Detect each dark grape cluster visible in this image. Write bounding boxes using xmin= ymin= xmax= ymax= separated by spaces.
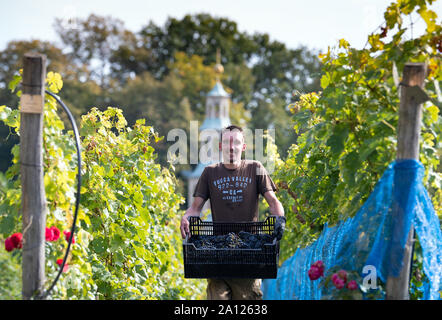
xmin=189 ymin=231 xmax=274 ymax=250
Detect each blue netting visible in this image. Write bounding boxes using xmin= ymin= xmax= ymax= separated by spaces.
xmin=262 ymin=160 xmax=442 ymax=300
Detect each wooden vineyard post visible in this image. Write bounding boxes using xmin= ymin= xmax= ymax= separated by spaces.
xmin=20 ymin=53 xmax=47 ymax=299
xmin=386 ymin=63 xmax=428 ymax=300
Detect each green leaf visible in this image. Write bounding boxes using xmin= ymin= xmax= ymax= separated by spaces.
xmin=326 ymin=125 xmax=349 ymax=156
xmin=341 ymin=151 xmax=360 ymax=187
xmin=8 ymin=75 xmax=21 ymax=93
xmin=321 ymin=72 xmax=331 ymax=89
xmin=426 ymin=104 xmax=439 ymax=124
xmin=418 ymin=6 xmax=437 ymax=32
xmin=90 ymin=237 xmax=107 ymax=254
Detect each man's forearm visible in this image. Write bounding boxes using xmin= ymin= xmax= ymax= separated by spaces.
xmin=269 ymin=200 xmax=284 ymax=216
xmin=184 ymin=206 xmax=201 ymax=218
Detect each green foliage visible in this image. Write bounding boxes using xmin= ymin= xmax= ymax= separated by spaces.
xmin=54 ymin=14 xmax=127 ymax=87
xmin=0 ymin=72 xmax=205 ymax=299
xmin=168 ymin=52 xmax=219 ymax=114
xmin=409 ymin=238 xmax=428 ymax=300
xmin=0 ymin=248 xmax=21 ymax=299
xmin=272 ymin=0 xmax=441 ymax=264
xmin=65 ymin=12 xmax=321 ymax=157
xmin=111 ymin=13 xmax=256 ymax=81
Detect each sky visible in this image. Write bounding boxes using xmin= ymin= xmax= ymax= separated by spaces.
xmin=0 ymin=0 xmax=441 ymax=53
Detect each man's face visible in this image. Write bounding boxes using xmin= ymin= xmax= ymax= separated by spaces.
xmin=219 ymin=129 xmax=246 ymax=163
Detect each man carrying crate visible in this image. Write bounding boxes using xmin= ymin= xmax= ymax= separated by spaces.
xmin=180 ymin=125 xmax=285 ymax=300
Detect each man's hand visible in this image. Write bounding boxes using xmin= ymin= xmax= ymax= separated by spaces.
xmin=180 ymin=196 xmax=206 ymax=239
xmin=273 ymin=216 xmax=286 ymax=241
xmin=180 ymin=214 xmax=191 ymax=239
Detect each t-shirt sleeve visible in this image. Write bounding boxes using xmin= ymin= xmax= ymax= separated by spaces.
xmin=192 ymin=167 xmax=210 ymax=200
xmin=256 ymin=161 xmax=278 ymax=196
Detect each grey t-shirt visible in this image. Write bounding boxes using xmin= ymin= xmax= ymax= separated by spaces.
xmin=193 ymin=160 xmax=277 ymax=222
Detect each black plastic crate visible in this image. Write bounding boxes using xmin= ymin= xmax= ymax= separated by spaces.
xmin=183 ymin=216 xmax=280 ymax=279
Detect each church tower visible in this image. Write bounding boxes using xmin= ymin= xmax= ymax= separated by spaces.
xmin=184 ymin=50 xmax=231 ymax=215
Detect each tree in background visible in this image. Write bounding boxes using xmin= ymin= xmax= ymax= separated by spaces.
xmin=53 ymin=14 xmax=128 ymax=89
xmin=108 ymin=13 xmax=322 ymax=156
xmin=0 ymin=13 xmax=322 ymax=174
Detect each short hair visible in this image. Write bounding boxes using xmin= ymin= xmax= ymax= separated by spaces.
xmin=220 ymin=125 xmax=244 ymax=141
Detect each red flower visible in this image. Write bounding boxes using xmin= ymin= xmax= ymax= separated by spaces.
xmin=46 ymin=226 xmax=61 ymax=242
xmin=56 ymin=259 xmax=69 ymax=272
xmin=4 ymin=232 xmax=23 ymax=252
xmin=312 ymin=260 xmax=325 ymax=274
xmin=308 ymin=260 xmax=325 ymax=281
xmin=50 ymin=226 xmax=61 ymax=241
xmin=308 ymin=267 xmax=322 ymax=280
xmin=331 ymin=270 xmax=349 ymax=289
xmin=63 ymin=230 xmax=75 ymax=244
xmin=333 ymin=278 xmax=345 ymax=289
xmin=337 ymin=269 xmax=347 ymax=283
xmin=4 ymin=237 xmax=14 ymax=252
xmin=45 ymin=227 xmax=55 ymax=241
xmin=331 ymin=273 xmax=345 ymax=289
xmin=347 ymin=280 xmax=358 ymax=290
xmin=10 ymin=233 xmax=23 ymax=249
